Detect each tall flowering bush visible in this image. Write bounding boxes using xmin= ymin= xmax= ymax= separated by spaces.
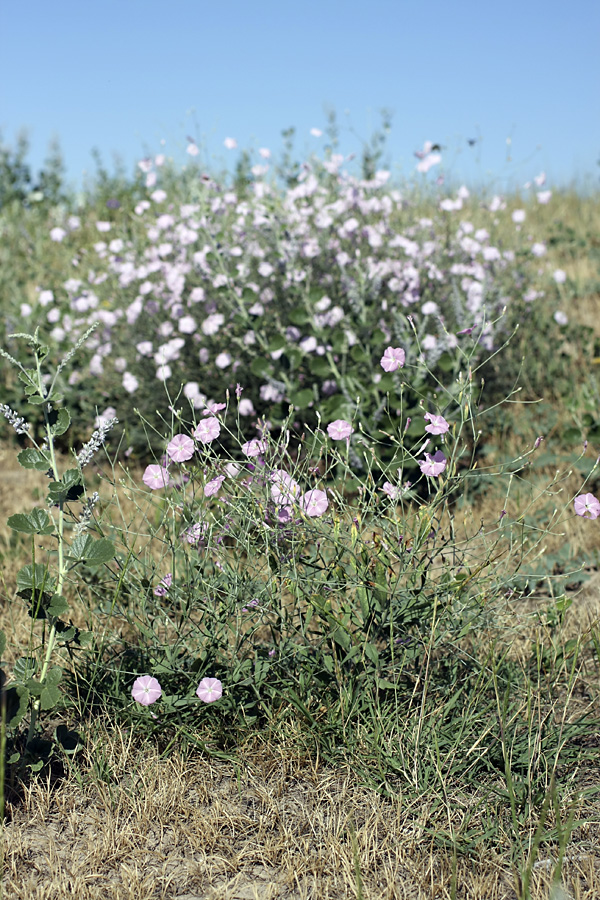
xmin=6 ymin=145 xmax=568 ymax=474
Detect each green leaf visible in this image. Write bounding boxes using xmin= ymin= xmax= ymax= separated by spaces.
xmin=250 ymin=356 xmax=273 ymax=377
xmin=46 ymin=594 xmax=69 ymax=617
xmin=267 ymin=335 xmax=286 ymax=353
xmin=7 ymin=508 xmax=54 ymax=536
xmin=69 ymin=535 xmax=115 ymax=565
xmin=18 ymin=369 xmax=40 ymax=394
xmin=17 ymin=448 xmax=51 ymax=471
xmin=289 ymin=388 xmax=314 ymax=409
xmin=47 ymin=469 xmax=83 ymax=503
xmin=288 ymin=308 xmax=309 ymax=326
xmin=17 ymin=564 xmax=53 ymax=597
xmin=27 ymin=394 xmax=49 ymax=406
xmin=13 ymin=656 xmax=37 ymax=682
xmin=308 ymin=356 xmax=331 ymax=378
xmin=40 ymin=682 xmax=62 ymax=711
xmin=50 ymin=408 xmax=71 ymax=437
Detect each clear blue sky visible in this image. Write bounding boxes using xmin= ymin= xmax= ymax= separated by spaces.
xmin=1 ymin=0 xmax=599 ymax=192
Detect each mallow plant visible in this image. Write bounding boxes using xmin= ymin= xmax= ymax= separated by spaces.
xmin=0 ymin=326 xmax=118 ymax=769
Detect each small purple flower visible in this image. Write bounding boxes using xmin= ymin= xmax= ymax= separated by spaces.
xmin=419 ymin=451 xmax=447 ymax=478
xmin=196 ymin=677 xmax=223 ymax=703
xmin=167 ymin=433 xmax=195 ymax=462
xmin=573 ymin=493 xmax=600 ymax=520
xmin=143 ymin=464 xmax=171 ymax=490
xmin=182 ymin=522 xmax=207 ymax=545
xmin=153 ymin=573 xmax=173 ymax=596
xmin=300 ymin=489 xmax=329 ymax=517
xmin=194 ymin=417 xmax=221 ymax=443
xmin=380 ymin=346 xmax=406 ymax=372
xmin=204 ymin=474 xmax=225 ymax=497
xmin=424 ymin=413 xmax=449 ymax=435
xmin=327 ymin=419 xmax=354 ymax=440
xmin=132 ymin=675 xmax=162 ymax=706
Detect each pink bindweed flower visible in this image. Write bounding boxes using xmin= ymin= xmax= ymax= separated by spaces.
xmin=167 ymin=434 xmax=195 ymax=462
xmin=196 ymin=677 xmax=223 ymax=703
xmin=153 ymin=573 xmax=173 ymax=596
xmin=194 ymin=417 xmax=221 ymax=443
xmin=573 ymin=493 xmax=600 ymax=520
xmin=270 ymin=470 xmax=301 ymax=504
xmin=242 ymin=439 xmax=267 ymax=457
xmin=223 ymin=137 xmax=238 ymax=150
xmin=143 ymin=464 xmax=171 ymax=490
xmin=327 ymin=419 xmax=354 ymax=440
xmin=382 ymin=482 xmax=400 ymax=499
xmin=424 ymin=413 xmax=450 ymax=435
xmin=419 ymin=451 xmax=447 ymax=478
xmin=204 ymin=475 xmax=225 ymax=497
xmin=300 ymin=489 xmax=329 ymax=517
xmin=380 ymin=347 xmax=406 ymax=372
xmin=203 ymin=402 xmax=227 ymax=415
xmin=132 ymin=675 xmax=162 ymax=706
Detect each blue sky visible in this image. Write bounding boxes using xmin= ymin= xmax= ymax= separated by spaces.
xmin=2 ymin=0 xmax=599 ymax=192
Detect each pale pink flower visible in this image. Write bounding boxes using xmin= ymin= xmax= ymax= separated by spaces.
xmin=300 ymin=489 xmax=329 ymax=517
xmin=143 ymin=464 xmax=171 ymax=490
xmin=511 ymin=209 xmax=526 ymax=224
xmin=419 ymin=451 xmax=447 ymax=478
xmin=50 ymin=227 xmax=66 ymax=242
xmin=380 ymin=347 xmax=406 ymax=372
xmin=186 ymin=143 xmax=199 ymax=156
xmin=259 ymin=147 xmax=271 ymax=159
xmin=203 ymin=402 xmax=226 ymax=415
xmin=196 ymin=677 xmax=223 ymax=702
xmin=167 ymin=433 xmax=195 ymax=462
xmin=573 ymin=493 xmax=600 ymax=520
xmin=553 ymin=269 xmax=567 ymax=284
xmin=310 ymin=128 xmax=323 ymax=137
xmin=242 ymin=439 xmax=267 ymax=457
xmin=132 ymin=675 xmax=162 ymax=706
xmin=270 ymin=470 xmax=301 ymax=503
xmin=204 ymin=475 xmax=225 ymax=497
xmin=327 ymin=419 xmax=353 ymax=440
xmin=537 ymin=190 xmax=552 ymax=204
xmin=424 ymin=413 xmax=449 ymax=435
xmin=96 ymin=221 xmax=111 ymax=232
xmin=194 ymin=417 xmax=221 ymax=443
xmin=381 ymin=482 xmax=399 ymax=499
xmin=223 ymin=137 xmax=238 ymax=150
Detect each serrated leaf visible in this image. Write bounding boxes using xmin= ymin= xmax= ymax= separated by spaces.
xmin=69 ymin=535 xmax=114 ymax=565
xmin=7 ymin=508 xmax=55 ymax=535
xmin=40 ymin=682 xmax=62 ymax=711
xmin=17 ymin=448 xmax=51 ymax=471
xmin=27 ymin=394 xmax=49 ymax=406
xmin=50 ymin=408 xmax=71 ymax=437
xmin=46 ymin=594 xmax=69 ymax=617
xmin=17 ymin=563 xmax=53 ymax=595
xmin=45 ymin=666 xmax=63 ymax=687
xmin=85 ymin=538 xmax=115 ymax=565
xmin=13 ymin=656 xmax=37 ymax=682
xmin=18 ymin=369 xmax=39 ymax=393
xmin=6 ymin=513 xmax=36 ymax=534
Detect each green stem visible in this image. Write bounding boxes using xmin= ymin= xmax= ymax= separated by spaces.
xmin=27 ymin=355 xmax=67 ymax=747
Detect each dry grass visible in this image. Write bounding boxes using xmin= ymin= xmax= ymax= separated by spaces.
xmin=2 ymin=726 xmax=600 ymax=900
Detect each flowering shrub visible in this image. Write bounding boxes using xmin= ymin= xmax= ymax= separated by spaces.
xmin=2 ymin=140 xmax=574 ymax=478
